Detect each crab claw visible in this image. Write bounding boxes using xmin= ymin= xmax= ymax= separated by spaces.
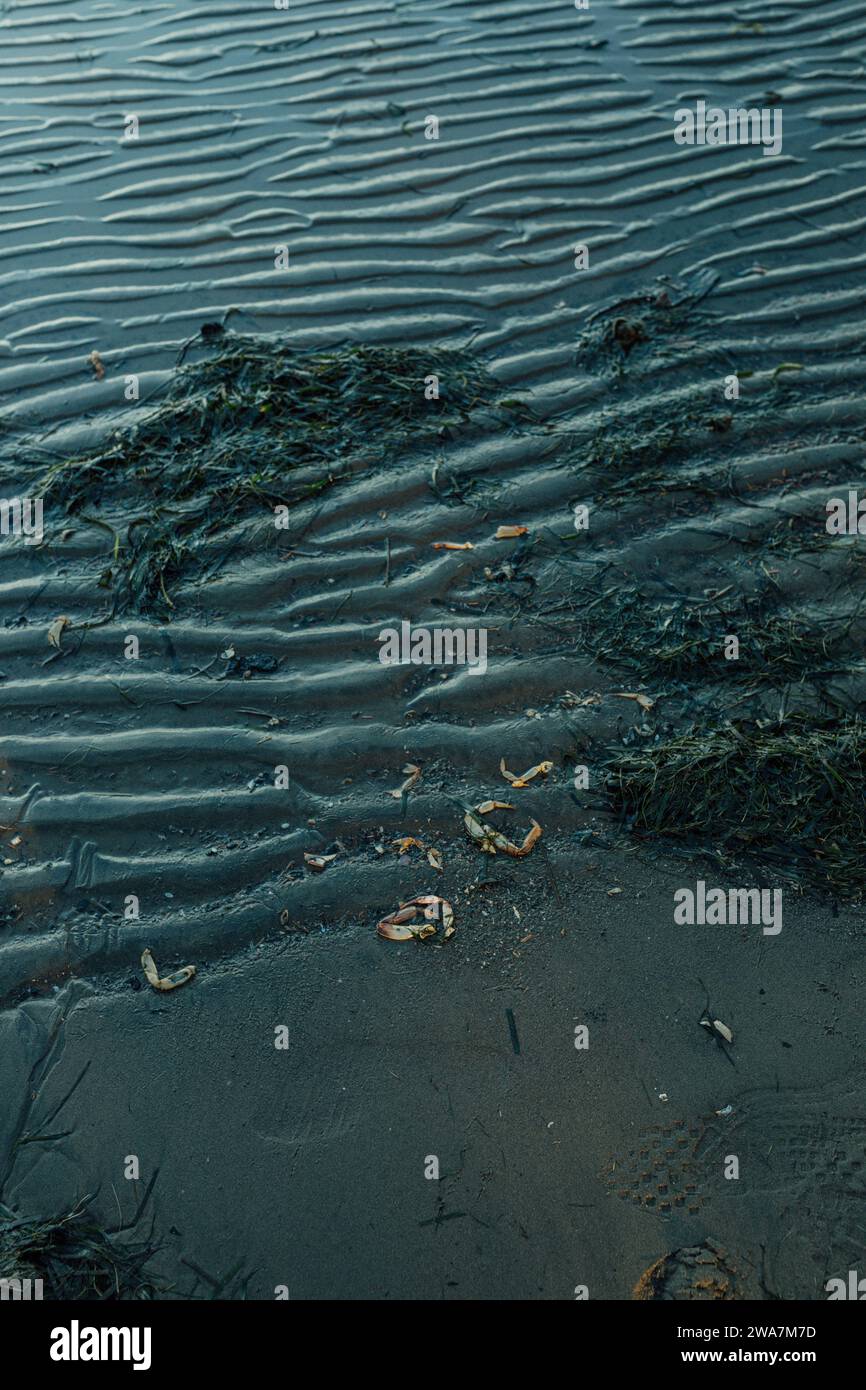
xmin=377 ymin=895 xmax=455 ymax=942
xmin=464 ymin=802 xmax=542 ymax=859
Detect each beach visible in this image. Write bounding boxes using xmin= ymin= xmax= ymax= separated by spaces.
xmin=1 ymin=0 xmax=865 ymax=1301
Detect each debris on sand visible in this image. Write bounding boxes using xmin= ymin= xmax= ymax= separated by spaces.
xmin=494 ymin=525 xmax=528 ymax=540
xmin=88 ymin=350 xmax=105 ymax=381
xmin=388 ymin=763 xmax=421 ymax=800
xmin=377 ymin=894 xmax=454 ymax=942
xmin=499 ymin=758 xmax=553 ymax=788
xmin=614 ymin=691 xmax=654 ymax=712
xmin=696 ymin=979 xmax=735 ymax=1060
xmin=609 ymin=318 xmax=646 ymax=354
xmin=432 ymin=541 xmax=474 ymax=551
xmin=304 ymin=852 xmax=337 ymax=872
xmin=391 ymin=836 xmax=425 ymax=855
xmin=701 ymin=1017 xmax=733 ymax=1045
xmin=47 ymin=616 xmax=70 ymax=650
xmin=141 ymin=948 xmax=195 ymax=992
xmin=560 ymin=690 xmax=601 ymax=708
xmin=389 ymin=838 xmax=444 ymax=870
xmin=464 ymin=801 xmax=542 ymax=858
xmin=224 ymin=651 xmax=279 ymax=679
xmin=0 ymin=1198 xmax=160 ymax=1301
xmin=577 ymin=270 xmax=720 ymax=375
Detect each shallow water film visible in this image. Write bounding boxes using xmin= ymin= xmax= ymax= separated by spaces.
xmin=1 ymin=0 xmax=865 ymax=1333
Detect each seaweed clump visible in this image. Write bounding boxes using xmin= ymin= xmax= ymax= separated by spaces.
xmin=37 ymin=336 xmax=507 ymax=615
xmin=0 ymin=1199 xmax=159 ymax=1300
xmin=581 ymin=581 xmax=859 ymax=688
xmin=603 ymin=715 xmax=866 ymax=899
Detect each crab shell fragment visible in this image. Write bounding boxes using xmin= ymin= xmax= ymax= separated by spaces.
xmin=500 ymin=758 xmax=553 ymax=788
xmin=304 ymin=851 xmax=337 ymax=872
xmin=464 ymin=801 xmax=542 ymax=857
xmin=141 ymin=948 xmax=196 ymax=992
xmin=377 ymin=895 xmax=455 ymax=942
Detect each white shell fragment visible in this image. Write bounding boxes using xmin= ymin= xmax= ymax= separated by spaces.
xmin=141 ymin=948 xmax=196 ymax=992
xmin=700 ymin=1015 xmax=733 ymax=1045
xmin=47 ymin=616 xmax=70 ymax=649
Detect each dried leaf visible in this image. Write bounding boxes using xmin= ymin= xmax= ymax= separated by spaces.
xmin=141 ymin=948 xmax=195 ymax=992
xmin=47 ymin=616 xmax=70 ymax=650
xmin=89 ymin=350 xmax=105 ymax=380
xmin=494 ymin=525 xmax=528 ymax=539
xmin=427 ymin=847 xmax=443 ymax=871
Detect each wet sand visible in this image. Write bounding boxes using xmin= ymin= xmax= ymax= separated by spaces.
xmin=1 ymin=0 xmax=865 ymax=1299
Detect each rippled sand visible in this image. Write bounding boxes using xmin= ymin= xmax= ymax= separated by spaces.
xmin=1 ymin=0 xmax=865 ymax=1300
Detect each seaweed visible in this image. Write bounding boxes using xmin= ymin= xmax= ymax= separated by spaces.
xmin=0 ymin=1198 xmax=160 ymax=1300
xmin=603 ymin=714 xmax=866 ymax=898
xmin=34 ymin=335 xmax=508 ymax=616
xmin=578 ymin=579 xmax=861 ymax=688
